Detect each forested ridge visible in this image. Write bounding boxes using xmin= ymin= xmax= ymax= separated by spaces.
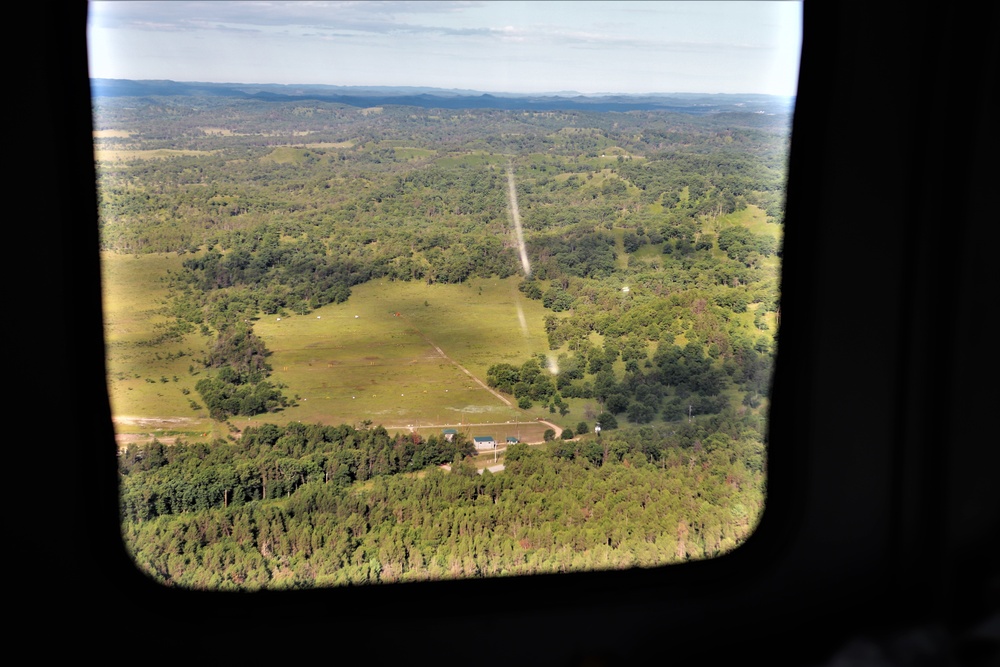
xmin=97 ymin=94 xmax=784 ymax=587
xmin=120 ymin=418 xmax=764 ymax=588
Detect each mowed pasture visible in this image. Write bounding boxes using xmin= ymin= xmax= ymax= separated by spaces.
xmin=94 ymin=148 xmax=215 ymax=162
xmin=102 ymin=253 xmax=563 ymax=441
xmin=257 ymin=276 xmax=554 ymax=430
xmin=101 ymin=252 xmax=220 ymax=440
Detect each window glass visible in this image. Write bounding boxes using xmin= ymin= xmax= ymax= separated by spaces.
xmin=90 ymin=1 xmax=800 ymax=589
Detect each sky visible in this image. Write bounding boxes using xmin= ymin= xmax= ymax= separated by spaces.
xmin=87 ymin=1 xmax=802 ymax=97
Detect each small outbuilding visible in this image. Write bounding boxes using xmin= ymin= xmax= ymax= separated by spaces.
xmin=473 ymin=436 xmax=497 ymax=451
xmin=442 ymin=428 xmax=458 ymax=442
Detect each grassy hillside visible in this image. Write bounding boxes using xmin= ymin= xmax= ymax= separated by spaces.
xmin=103 ymin=258 xmax=562 ymax=442
xmin=256 ymin=276 xmax=548 ymax=429
xmin=102 ymin=252 xmax=220 ymax=440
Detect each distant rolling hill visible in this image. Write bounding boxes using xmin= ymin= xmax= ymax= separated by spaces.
xmin=90 ymin=78 xmax=794 ymax=115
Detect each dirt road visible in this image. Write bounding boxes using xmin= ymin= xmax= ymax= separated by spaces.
xmin=396 ymin=312 xmax=514 ymax=408
xmin=506 ymin=164 xmax=531 ymax=276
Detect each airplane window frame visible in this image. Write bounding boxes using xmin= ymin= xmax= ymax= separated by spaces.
xmin=60 ymin=3 xmax=995 ymax=663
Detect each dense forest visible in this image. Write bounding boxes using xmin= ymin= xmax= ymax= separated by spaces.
xmin=96 ymin=92 xmax=786 ymax=587
xmin=119 ymin=418 xmax=764 ymax=588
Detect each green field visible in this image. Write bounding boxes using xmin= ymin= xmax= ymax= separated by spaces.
xmin=256 ymin=276 xmax=552 ymax=429
xmin=94 ymin=148 xmax=215 ymax=162
xmin=101 ymin=252 xmax=222 ymax=440
xmin=102 ymin=255 xmax=569 ymax=442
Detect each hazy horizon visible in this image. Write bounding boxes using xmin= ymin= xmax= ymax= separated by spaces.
xmin=89 ymin=77 xmax=797 ymax=100
xmin=87 ymin=1 xmax=802 ymax=97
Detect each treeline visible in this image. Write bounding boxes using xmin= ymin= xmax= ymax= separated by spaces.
xmin=180 ymin=230 xmax=360 ymax=321
xmin=120 ymin=417 xmax=766 ymax=589
xmin=119 ymin=421 xmax=476 ymax=521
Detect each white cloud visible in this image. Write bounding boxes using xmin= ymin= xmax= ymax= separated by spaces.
xmin=88 ymin=1 xmax=801 ymax=95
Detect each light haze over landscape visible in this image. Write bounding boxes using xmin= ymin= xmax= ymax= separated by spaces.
xmin=87 ymin=1 xmax=802 ymax=96
xmin=92 ymin=0 xmax=799 ymax=589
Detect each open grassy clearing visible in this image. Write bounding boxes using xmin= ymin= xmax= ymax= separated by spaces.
xmin=102 ymin=254 xmax=562 ymax=441
xmin=720 ymin=204 xmax=782 ymax=238
xmin=95 ymin=148 xmax=215 ymax=162
xmin=301 ymin=141 xmax=355 ymax=149
xmin=434 ymin=152 xmax=507 ymax=168
xmin=598 ymin=146 xmax=634 ymax=157
xmin=101 ymin=252 xmax=218 ymax=439
xmin=255 ymin=276 xmax=552 ymax=430
xmin=626 ymin=242 xmax=668 ymax=269
xmin=93 ymin=129 xmax=132 ymax=138
xmin=613 ymin=233 xmax=630 ymax=269
xmin=99 ymin=252 xmax=536 ymax=444
xmin=101 ymin=252 xmax=180 ymax=344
